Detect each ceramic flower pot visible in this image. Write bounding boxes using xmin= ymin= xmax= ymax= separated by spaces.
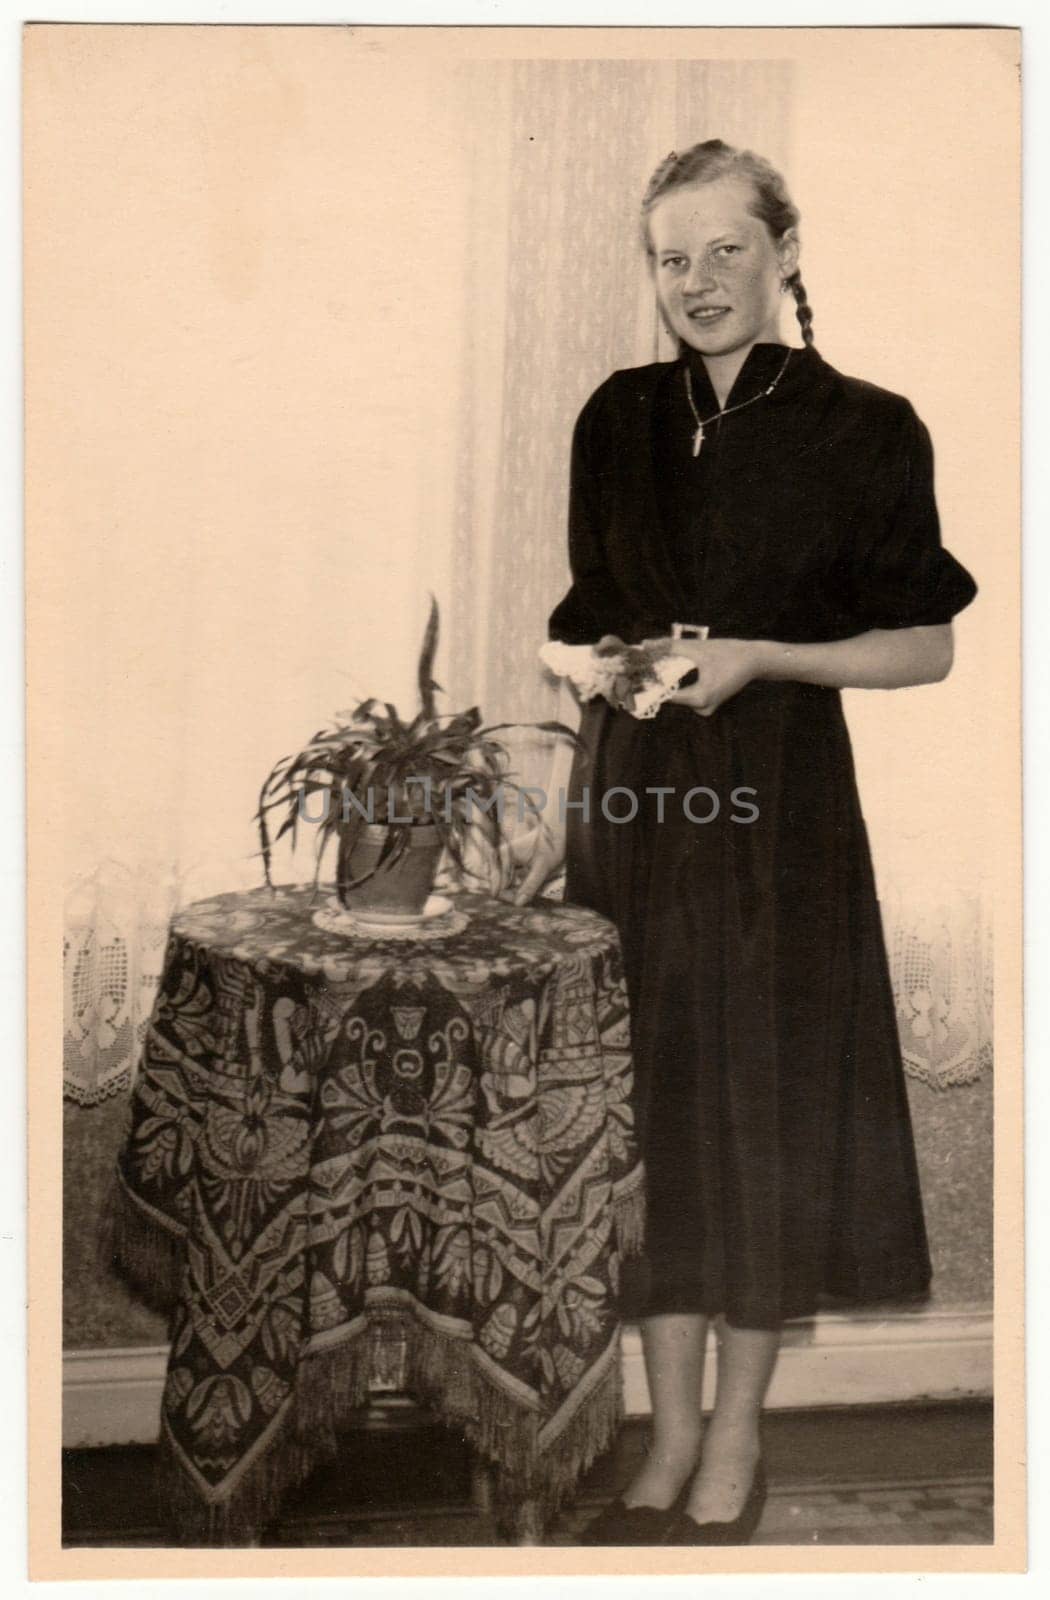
xmin=336 ymin=822 xmax=444 ymax=917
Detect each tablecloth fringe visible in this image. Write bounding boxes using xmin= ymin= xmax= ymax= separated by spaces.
xmin=100 ymin=1177 xmax=184 ymax=1313
xmin=153 ymin=1310 xmax=625 ymax=1545
xmin=297 ymin=1313 xmax=627 ymax=1514
xmin=156 ymin=1418 xmax=318 ymax=1548
xmin=613 ymin=1167 xmax=647 ymax=1260
xmin=473 ymin=1359 xmax=626 ymax=1536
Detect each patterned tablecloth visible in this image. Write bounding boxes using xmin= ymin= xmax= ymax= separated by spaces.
xmin=106 ymin=886 xmax=644 ymax=1543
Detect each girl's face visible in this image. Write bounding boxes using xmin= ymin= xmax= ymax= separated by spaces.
xmin=647 ymin=175 xmax=798 ymax=361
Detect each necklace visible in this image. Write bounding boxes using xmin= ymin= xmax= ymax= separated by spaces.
xmin=683 ymin=348 xmax=793 ymax=457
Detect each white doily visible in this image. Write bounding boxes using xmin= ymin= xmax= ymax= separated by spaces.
xmin=311 ymin=899 xmax=470 ymax=943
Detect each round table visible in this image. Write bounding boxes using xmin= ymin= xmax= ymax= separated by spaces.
xmin=107 ymin=885 xmax=644 ymax=1545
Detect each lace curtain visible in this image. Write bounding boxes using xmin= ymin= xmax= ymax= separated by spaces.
xmin=63 ymin=857 xmax=260 ymax=1106
xmin=62 ymin=856 xmax=994 ymax=1107
xmin=882 ymin=883 xmax=994 ymax=1091
xmin=58 ymin=49 xmax=992 ymax=1105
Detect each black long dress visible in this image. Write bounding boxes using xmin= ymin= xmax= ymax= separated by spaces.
xmin=548 ymin=341 xmax=977 ymax=1330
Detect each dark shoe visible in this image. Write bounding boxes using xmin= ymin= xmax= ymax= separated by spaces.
xmin=662 ymin=1459 xmax=768 ymax=1546
xmin=578 ymin=1473 xmax=695 ymax=1546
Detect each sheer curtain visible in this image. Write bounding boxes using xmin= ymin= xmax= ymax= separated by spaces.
xmin=445 ymin=58 xmax=794 ymax=729
xmin=51 ymin=40 xmax=990 ymax=1103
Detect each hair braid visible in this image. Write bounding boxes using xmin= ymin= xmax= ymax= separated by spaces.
xmin=784 ymin=268 xmax=815 ymax=347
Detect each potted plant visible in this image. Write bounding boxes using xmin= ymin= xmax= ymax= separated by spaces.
xmin=256 ymin=598 xmax=576 ymax=918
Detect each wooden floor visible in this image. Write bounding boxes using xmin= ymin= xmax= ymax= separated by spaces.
xmin=62 ymin=1399 xmax=993 ymax=1548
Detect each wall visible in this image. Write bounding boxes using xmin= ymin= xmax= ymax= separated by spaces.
xmin=30 ymin=29 xmax=470 ymax=906
xmin=789 ymin=38 xmax=1015 ymax=914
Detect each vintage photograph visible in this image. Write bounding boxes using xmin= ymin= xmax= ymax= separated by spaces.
xmin=27 ymin=21 xmax=1021 ymax=1574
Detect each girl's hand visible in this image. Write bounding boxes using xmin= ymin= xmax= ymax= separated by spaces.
xmin=497 ymin=824 xmax=566 ymax=905
xmin=642 ymin=636 xmax=761 ymax=717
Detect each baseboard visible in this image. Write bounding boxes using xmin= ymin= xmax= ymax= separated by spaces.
xmin=624 ymin=1306 xmax=993 ymax=1415
xmin=63 ymin=1307 xmax=992 ymax=1449
xmin=64 ymin=1345 xmax=172 ymax=1448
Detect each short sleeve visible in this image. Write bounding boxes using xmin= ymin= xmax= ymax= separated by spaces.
xmin=547 ymin=382 xmax=627 ymax=644
xmin=845 ymin=402 xmax=977 ymax=631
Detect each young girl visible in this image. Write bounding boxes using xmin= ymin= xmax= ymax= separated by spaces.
xmin=510 ymin=140 xmax=977 ymax=1545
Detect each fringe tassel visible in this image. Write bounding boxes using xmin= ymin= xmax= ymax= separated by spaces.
xmin=293 ymin=1331 xmax=377 ymax=1454
xmin=154 ymin=1309 xmax=626 ymax=1544
xmin=155 ymin=1417 xmax=318 ymax=1548
xmin=489 ymin=1354 xmax=625 ymax=1537
xmin=533 ymin=1353 xmax=623 ymax=1515
xmin=404 ymin=1315 xmax=479 ymax=1417
xmin=100 ymin=1179 xmax=184 ymax=1313
xmin=613 ymin=1170 xmax=647 ymax=1261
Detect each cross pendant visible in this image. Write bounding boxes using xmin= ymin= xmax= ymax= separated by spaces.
xmin=692 ymin=424 xmax=705 ymax=458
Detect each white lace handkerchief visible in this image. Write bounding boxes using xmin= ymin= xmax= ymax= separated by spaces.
xmin=539 ymin=640 xmax=696 ymax=720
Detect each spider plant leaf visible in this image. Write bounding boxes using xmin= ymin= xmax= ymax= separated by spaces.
xmin=337 ymin=810 xmax=366 ymax=862
xmin=441 ymin=825 xmax=467 ymax=875
xmin=375 ymin=825 xmax=409 ymax=871
xmin=342 ymin=779 xmax=377 ymax=824
xmin=258 ymin=815 xmax=274 ymax=887
xmin=443 ymin=707 xmax=482 ymax=737
xmin=382 ymin=702 xmax=407 ymax=735
xmin=417 ymin=594 xmax=440 ymax=721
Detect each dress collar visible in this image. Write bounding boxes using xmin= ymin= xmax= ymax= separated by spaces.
xmin=678 ymin=339 xmax=815 ymax=413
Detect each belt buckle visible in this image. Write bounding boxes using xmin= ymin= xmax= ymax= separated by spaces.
xmin=671 ymin=622 xmax=710 ymax=641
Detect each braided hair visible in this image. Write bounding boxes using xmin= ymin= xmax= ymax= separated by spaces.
xmin=640 ymin=139 xmax=816 ymax=348
xmin=782 ymin=268 xmax=815 ymax=348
